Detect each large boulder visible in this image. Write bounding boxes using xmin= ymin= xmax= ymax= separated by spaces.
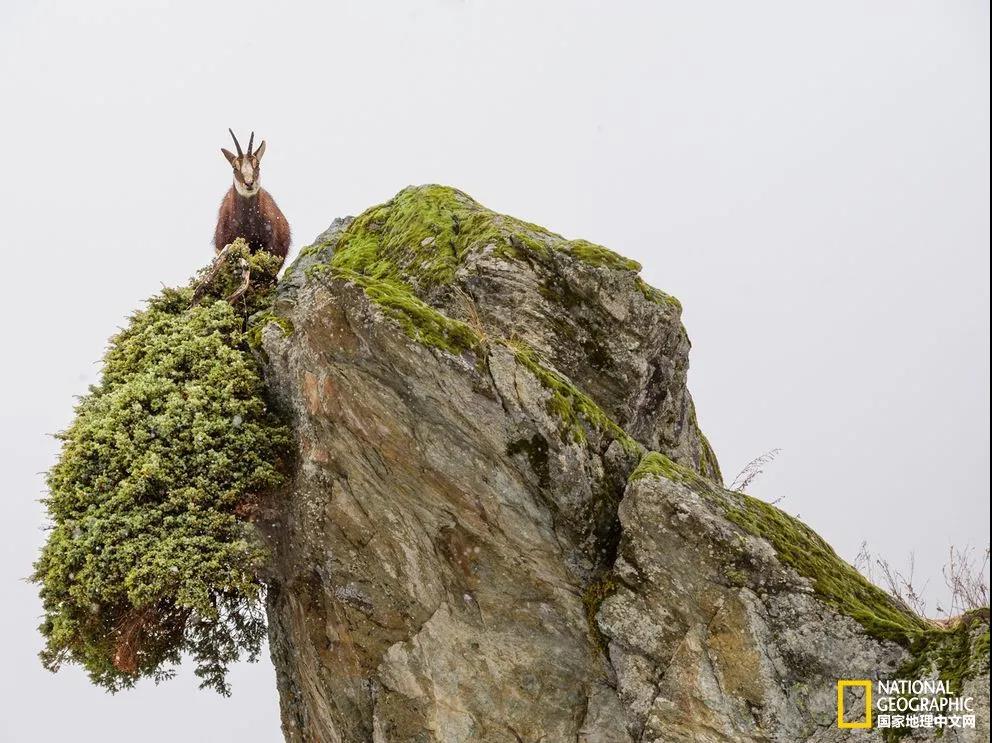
xmin=256 ymin=186 xmax=988 ymax=742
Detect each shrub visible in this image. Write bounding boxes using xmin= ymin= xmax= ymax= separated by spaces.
xmin=33 ymin=241 xmax=291 ymax=695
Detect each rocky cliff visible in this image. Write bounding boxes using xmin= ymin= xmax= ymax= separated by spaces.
xmin=255 ymin=186 xmax=989 ymax=742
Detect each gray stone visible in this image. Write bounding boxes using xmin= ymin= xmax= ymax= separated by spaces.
xmin=258 ymin=188 xmax=988 ymax=742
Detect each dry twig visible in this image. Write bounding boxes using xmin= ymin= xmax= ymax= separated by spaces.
xmin=730 ymin=448 xmax=782 ymax=493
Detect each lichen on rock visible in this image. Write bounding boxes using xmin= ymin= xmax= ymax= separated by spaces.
xmin=34 ymin=239 xmax=291 ymax=695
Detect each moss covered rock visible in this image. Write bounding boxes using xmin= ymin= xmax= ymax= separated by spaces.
xmin=289 ymin=184 xmax=720 ymax=482
xmin=258 ymin=184 xmax=987 ymax=739
xmin=597 ymin=452 xmax=989 ymax=742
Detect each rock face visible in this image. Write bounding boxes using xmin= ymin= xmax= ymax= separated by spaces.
xmin=258 ymin=186 xmax=988 ymax=742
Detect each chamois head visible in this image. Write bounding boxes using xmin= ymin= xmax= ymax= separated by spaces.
xmin=221 ymin=129 xmax=267 ymax=197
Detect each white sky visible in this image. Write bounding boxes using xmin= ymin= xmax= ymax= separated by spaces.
xmin=0 ymin=2 xmax=988 ymax=741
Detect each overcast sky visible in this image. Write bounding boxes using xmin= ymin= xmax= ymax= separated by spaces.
xmin=0 ymin=2 xmax=988 ymax=741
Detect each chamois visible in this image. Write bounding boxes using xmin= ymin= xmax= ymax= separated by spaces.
xmin=214 ymin=129 xmax=291 ymax=260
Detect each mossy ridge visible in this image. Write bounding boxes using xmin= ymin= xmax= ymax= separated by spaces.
xmin=723 ymin=490 xmax=933 ymax=645
xmin=629 ymin=452 xmax=932 ymax=647
xmin=308 ymin=184 xmax=680 ymax=320
xmin=34 ymin=243 xmax=291 ymax=695
xmin=882 ymin=611 xmax=990 ymax=742
xmin=629 ymin=451 xmax=705 ymax=486
xmin=565 ymin=239 xmax=641 ymax=272
xmin=635 ymin=277 xmax=682 ymax=313
xmin=507 ymin=340 xmax=641 ymax=456
xmin=327 ymin=185 xmax=504 ymax=289
xmin=326 ymin=268 xmax=483 ymax=356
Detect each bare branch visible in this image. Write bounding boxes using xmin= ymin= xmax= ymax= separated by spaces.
xmin=854 ymin=542 xmax=989 ymax=621
xmin=730 ymin=448 xmax=782 ymax=493
xmin=941 ymin=545 xmax=990 ymax=618
xmin=226 ymin=263 xmax=252 ymax=303
xmin=191 ymin=243 xmax=235 ymax=307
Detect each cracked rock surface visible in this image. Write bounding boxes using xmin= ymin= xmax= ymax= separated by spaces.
xmin=258 ymin=188 xmax=988 ymax=742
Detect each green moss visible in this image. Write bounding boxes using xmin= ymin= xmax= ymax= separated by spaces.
xmin=498 ymin=232 xmax=554 ymax=262
xmin=722 ymin=490 xmax=932 ymax=645
xmin=299 ymin=241 xmax=329 ymax=260
xmin=583 ymin=573 xmax=618 ymax=652
xmin=635 ymin=277 xmax=682 ymax=312
xmin=328 ymin=185 xmax=504 ymax=290
xmin=303 ymin=186 xmax=680 ymax=360
xmin=33 ymin=244 xmax=291 ymax=695
xmin=724 ymin=568 xmax=749 ymax=588
xmin=334 ymin=269 xmax=483 ymax=356
xmin=883 ymin=611 xmax=990 ymax=741
xmin=898 ymin=610 xmax=989 ymax=689
xmin=507 ymin=340 xmax=641 ymax=455
xmin=630 ymin=452 xmax=938 ymax=648
xmin=629 ymin=451 xmax=704 ymax=487
xmin=565 ymin=239 xmax=641 ymax=272
xmin=247 ymin=312 xmax=294 ymax=350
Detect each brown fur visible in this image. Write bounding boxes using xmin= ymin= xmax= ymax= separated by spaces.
xmin=214 ymin=130 xmax=291 ymax=259
xmin=213 ymin=186 xmax=291 ymax=259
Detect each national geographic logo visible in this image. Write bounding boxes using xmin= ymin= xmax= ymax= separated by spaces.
xmin=837 ymin=679 xmax=979 ymax=732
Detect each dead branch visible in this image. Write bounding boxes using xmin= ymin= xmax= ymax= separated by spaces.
xmin=730 ymin=448 xmax=782 ymax=493
xmin=941 ymin=545 xmax=990 ymax=617
xmin=226 ymin=261 xmax=252 ymax=303
xmin=190 ymin=243 xmax=236 ymax=306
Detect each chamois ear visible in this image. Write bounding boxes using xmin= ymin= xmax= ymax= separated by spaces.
xmin=254 ymin=141 xmax=266 ymax=161
xmin=221 ymin=148 xmax=238 ymax=165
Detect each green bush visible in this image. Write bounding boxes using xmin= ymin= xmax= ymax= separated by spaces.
xmin=33 ymin=241 xmax=292 ymax=695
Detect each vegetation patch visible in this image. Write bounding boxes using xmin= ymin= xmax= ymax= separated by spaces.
xmin=246 ymin=311 xmax=294 ymax=350
xmin=630 ymin=452 xmax=934 ymax=647
xmin=303 ymin=186 xmax=681 ymax=359
xmin=323 ymin=268 xmax=483 ymax=356
xmin=326 ymin=185 xmax=504 ymax=290
xmin=721 ymin=489 xmax=932 ymax=645
xmin=883 ymin=610 xmax=990 ymax=741
xmin=901 ymin=609 xmax=989 ymax=689
xmin=629 ymin=451 xmax=704 ymax=487
xmin=564 ymin=239 xmax=641 ymax=272
xmin=583 ymin=572 xmax=619 ymax=652
xmin=33 ymin=240 xmax=291 ymax=695
xmin=507 ymin=340 xmax=641 ymax=455
xmin=635 ymin=277 xmax=682 ymax=312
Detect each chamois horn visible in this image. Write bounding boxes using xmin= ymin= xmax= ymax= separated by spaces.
xmin=228 ymin=128 xmax=243 ymax=157
xmin=247 ymin=131 xmax=255 ymax=157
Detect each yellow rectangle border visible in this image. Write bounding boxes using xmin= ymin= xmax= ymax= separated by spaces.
xmin=837 ymin=680 xmax=873 ymax=729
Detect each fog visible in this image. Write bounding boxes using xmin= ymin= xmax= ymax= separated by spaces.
xmin=1 ymin=2 xmax=987 ymax=740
